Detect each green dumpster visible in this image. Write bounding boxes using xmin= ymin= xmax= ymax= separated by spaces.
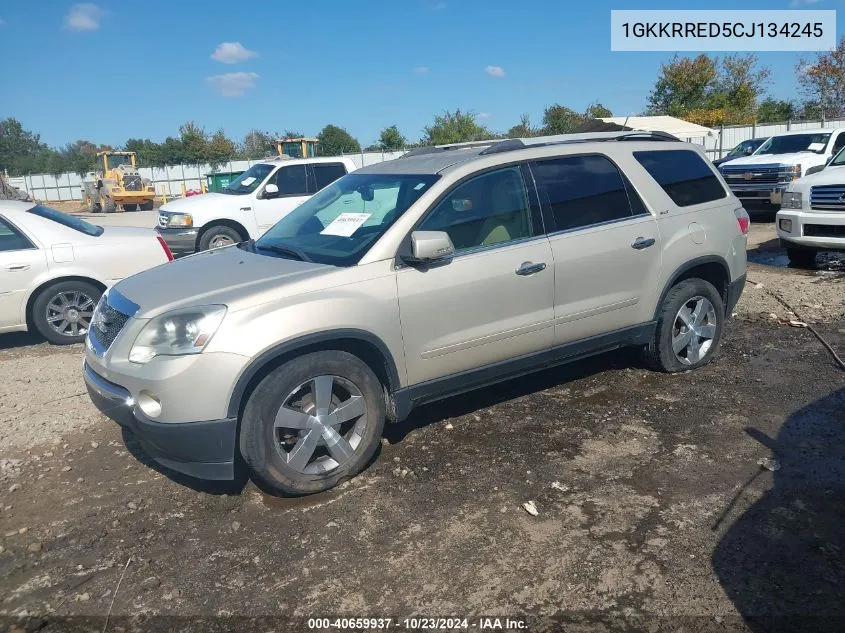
xmin=205 ymin=171 xmax=244 ymax=193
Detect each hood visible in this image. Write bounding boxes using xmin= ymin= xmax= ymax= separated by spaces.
xmin=159 ymin=192 xmax=243 ymax=215
xmin=721 ymin=152 xmax=824 ymax=168
xmin=789 ymin=163 xmax=845 ymax=191
xmin=111 ymin=245 xmax=333 ymax=318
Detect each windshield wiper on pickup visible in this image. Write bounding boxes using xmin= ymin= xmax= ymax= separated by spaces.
xmin=255 ymin=242 xmax=313 ymax=262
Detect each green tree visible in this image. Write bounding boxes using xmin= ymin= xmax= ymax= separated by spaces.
xmin=756 ymin=98 xmax=796 ymax=123
xmin=208 ymin=129 xmax=236 ymax=165
xmin=124 ymin=138 xmax=162 ymax=167
xmin=376 ymin=125 xmax=407 ymax=150
xmin=0 ymin=117 xmax=49 ymax=175
xmin=179 ymin=121 xmax=210 ymax=164
xmin=796 ymin=37 xmax=845 ymax=117
xmin=542 ymin=104 xmax=585 ymax=135
xmin=241 ymin=129 xmax=275 ymax=159
xmin=421 ymin=110 xmax=490 ymax=145
xmin=710 ymin=54 xmax=771 ymax=116
xmin=317 ymin=124 xmax=361 ymax=155
xmin=584 ymin=102 xmax=613 ymax=119
xmin=647 ymin=54 xmax=718 ymax=117
xmin=158 ymin=137 xmax=187 ymax=166
xmin=506 ymin=113 xmax=535 ymax=138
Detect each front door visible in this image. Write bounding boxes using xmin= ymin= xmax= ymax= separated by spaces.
xmin=253 ymin=163 xmax=311 ymax=235
xmin=0 ymin=216 xmax=46 ymax=329
xmin=529 ymin=154 xmax=662 ymax=344
xmin=397 ymin=165 xmax=555 ymax=386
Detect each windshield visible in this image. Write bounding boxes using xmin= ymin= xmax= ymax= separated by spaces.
xmin=756 ymin=133 xmax=831 ymax=155
xmin=252 ymin=173 xmax=440 ymax=266
xmin=222 ymin=163 xmax=274 ymax=195
xmin=727 ymin=139 xmax=765 ymax=158
xmin=27 ymin=204 xmax=103 ymax=236
xmin=107 ymin=155 xmax=133 ymax=170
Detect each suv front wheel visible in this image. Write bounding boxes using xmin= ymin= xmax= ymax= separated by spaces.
xmin=643 ymin=278 xmax=725 ymax=373
xmin=240 ymin=351 xmax=386 ymax=496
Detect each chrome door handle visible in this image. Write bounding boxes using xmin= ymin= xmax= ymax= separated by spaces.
xmin=631 ymin=237 xmax=656 ymax=250
xmin=515 ymin=261 xmax=546 ymax=276
xmin=5 ymin=264 xmax=30 ymax=272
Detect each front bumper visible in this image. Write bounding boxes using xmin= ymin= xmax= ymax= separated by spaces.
xmin=157 ymin=227 xmax=199 ymax=256
xmin=83 ymin=361 xmax=237 ymax=480
xmin=726 ymin=184 xmax=786 ymax=204
xmin=776 ymin=209 xmax=845 ymax=251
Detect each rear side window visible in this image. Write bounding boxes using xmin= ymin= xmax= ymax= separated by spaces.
xmin=310 ymin=163 xmax=348 ymax=192
xmin=634 ymin=150 xmax=726 ymax=207
xmin=530 ymin=155 xmax=645 ymax=232
xmin=28 ymin=204 xmax=103 ymax=236
xmin=0 ymin=216 xmax=35 ymax=252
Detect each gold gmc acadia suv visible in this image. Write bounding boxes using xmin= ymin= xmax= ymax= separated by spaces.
xmin=83 ymin=132 xmax=749 ymax=496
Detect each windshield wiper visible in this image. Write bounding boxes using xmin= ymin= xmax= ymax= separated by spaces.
xmin=255 ymin=242 xmax=313 ymax=262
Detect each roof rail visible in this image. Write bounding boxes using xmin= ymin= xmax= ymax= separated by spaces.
xmin=479 ymin=131 xmax=680 ymax=155
xmin=400 ymin=139 xmax=499 ymax=159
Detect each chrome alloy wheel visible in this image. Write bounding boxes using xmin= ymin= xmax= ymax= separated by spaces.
xmin=45 ymin=291 xmax=96 ymax=338
xmin=672 ymin=296 xmax=717 ymax=366
xmin=274 ymin=375 xmax=368 ymax=475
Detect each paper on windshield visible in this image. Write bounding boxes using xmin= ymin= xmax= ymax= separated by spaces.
xmin=807 ymin=142 xmax=825 ymax=152
xmin=320 ymin=212 xmax=372 ymax=237
xmin=240 ymin=176 xmax=256 ymax=186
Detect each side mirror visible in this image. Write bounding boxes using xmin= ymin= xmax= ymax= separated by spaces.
xmin=263 ymin=183 xmax=279 ymax=199
xmin=405 ymin=230 xmax=455 ymax=263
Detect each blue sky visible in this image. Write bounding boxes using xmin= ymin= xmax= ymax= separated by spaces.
xmin=0 ymin=0 xmax=841 ymax=148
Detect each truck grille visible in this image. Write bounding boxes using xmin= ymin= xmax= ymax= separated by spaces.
xmin=90 ymin=299 xmax=130 ymax=353
xmin=804 ymin=224 xmax=845 ymax=238
xmin=809 ymin=185 xmax=845 ymax=211
xmin=720 ymin=165 xmax=786 ymax=185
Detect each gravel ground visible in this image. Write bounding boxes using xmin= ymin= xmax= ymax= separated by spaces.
xmin=0 ymin=219 xmax=843 ymax=631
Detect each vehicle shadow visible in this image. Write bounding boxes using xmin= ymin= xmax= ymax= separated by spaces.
xmin=384 ymin=347 xmax=639 ymax=444
xmin=121 ymin=428 xmax=249 ymax=496
xmin=0 ymin=331 xmax=46 ymax=351
xmin=711 ymin=388 xmax=845 ymax=633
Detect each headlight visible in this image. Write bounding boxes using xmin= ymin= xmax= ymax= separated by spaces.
xmin=782 ymin=191 xmax=803 ymax=209
xmin=129 ymin=305 xmax=226 ymax=364
xmin=166 ymin=213 xmax=193 ymax=227
xmin=792 ymin=164 xmax=802 ymax=180
xmin=779 ymin=218 xmax=793 ymax=233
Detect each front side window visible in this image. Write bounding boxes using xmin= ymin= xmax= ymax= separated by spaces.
xmin=27 ymin=204 xmax=103 ymax=236
xmin=417 ymin=167 xmax=532 ymax=252
xmin=832 ymin=133 xmax=845 ymax=155
xmin=271 ymin=164 xmax=308 ymax=196
xmin=253 ymin=173 xmax=439 ymax=266
xmin=531 ymin=155 xmax=641 ymax=232
xmin=756 ymin=133 xmax=831 ymax=155
xmin=635 ymin=150 xmax=727 ymax=207
xmin=222 ymin=163 xmax=274 ymax=195
xmin=0 ymin=217 xmax=34 ymax=252
xmin=830 ymin=146 xmax=845 ymax=167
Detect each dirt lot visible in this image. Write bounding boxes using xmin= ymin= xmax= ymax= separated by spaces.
xmin=1 ymin=219 xmax=844 ymax=632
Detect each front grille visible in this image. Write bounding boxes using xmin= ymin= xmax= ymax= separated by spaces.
xmin=810 ymin=184 xmax=845 ymax=211
xmin=804 ymin=224 xmax=845 ymax=238
xmin=721 ymin=165 xmax=786 ymax=185
xmin=123 ymin=175 xmax=143 ymax=191
xmin=91 ymin=300 xmax=130 ymax=352
xmin=158 ymin=213 xmax=168 ymax=228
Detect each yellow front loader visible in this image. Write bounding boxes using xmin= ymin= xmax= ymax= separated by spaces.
xmin=82 ymin=151 xmax=155 ymax=213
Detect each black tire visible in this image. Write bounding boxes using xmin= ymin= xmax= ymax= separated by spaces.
xmin=31 ymin=280 xmax=102 ymax=345
xmin=123 ymin=203 xmax=138 ymax=212
xmin=240 ymin=350 xmax=386 ymax=496
xmin=786 ymin=247 xmax=817 ymax=269
xmin=104 ymin=197 xmax=116 ymax=213
xmin=88 ymin=202 xmax=102 ymax=213
xmin=642 ymin=278 xmax=725 ymax=373
xmin=198 ymin=225 xmax=243 ymax=251
xmin=139 ymin=200 xmax=154 ymax=211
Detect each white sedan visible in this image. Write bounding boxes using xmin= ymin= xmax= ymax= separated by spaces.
xmin=0 ymin=200 xmax=172 ymax=344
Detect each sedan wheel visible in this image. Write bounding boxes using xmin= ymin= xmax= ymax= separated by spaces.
xmin=32 ymin=280 xmax=103 ymax=345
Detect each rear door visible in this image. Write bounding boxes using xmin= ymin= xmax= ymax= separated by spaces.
xmin=397 ymin=165 xmax=555 ymax=385
xmin=529 ymin=153 xmax=662 ymax=344
xmin=0 ymin=216 xmax=47 ymax=329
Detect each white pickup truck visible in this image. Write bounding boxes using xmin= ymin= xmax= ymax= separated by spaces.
xmin=718 ymin=127 xmax=845 ymax=208
xmin=157 ymin=156 xmax=357 ymax=255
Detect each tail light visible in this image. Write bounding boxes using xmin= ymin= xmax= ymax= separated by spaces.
xmin=156 ymin=235 xmax=174 ymax=261
xmin=734 ymin=206 xmax=750 ymax=236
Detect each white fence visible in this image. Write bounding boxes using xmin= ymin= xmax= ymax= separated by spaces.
xmin=10 ymin=150 xmax=408 ymax=203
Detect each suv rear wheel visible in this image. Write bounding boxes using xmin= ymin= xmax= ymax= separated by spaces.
xmin=643 ymin=278 xmax=724 ymax=373
xmin=240 ymin=351 xmax=385 ymax=496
